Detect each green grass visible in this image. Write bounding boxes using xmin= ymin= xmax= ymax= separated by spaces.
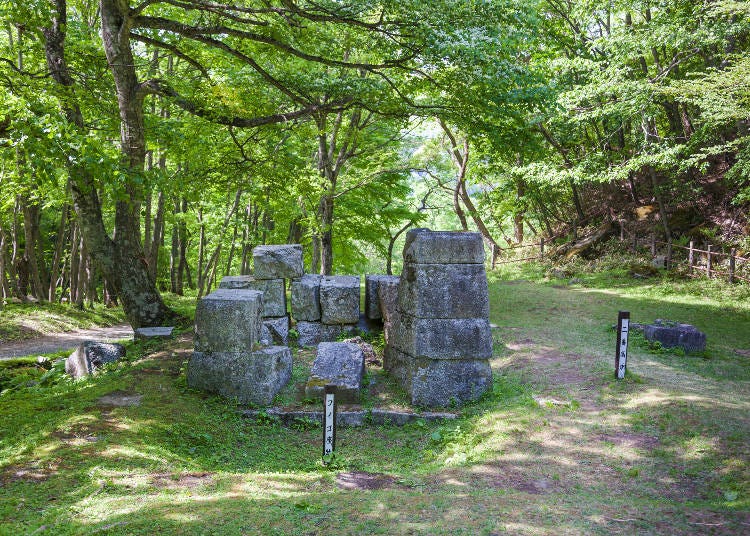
xmin=1 ymin=267 xmax=749 ymax=535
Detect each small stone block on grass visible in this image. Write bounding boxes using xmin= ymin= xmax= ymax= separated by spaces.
xmin=305 ymin=342 xmax=365 ymax=404
xmin=134 ymin=326 xmax=175 ymax=340
xmin=320 ymin=275 xmax=360 ymax=324
xmin=252 ymin=244 xmax=304 ymax=279
xmin=66 ymin=341 xmax=126 ymax=379
xmin=644 ymin=320 xmax=707 ymax=353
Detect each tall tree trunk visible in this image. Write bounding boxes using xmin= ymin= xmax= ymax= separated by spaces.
xmin=318 ymin=194 xmax=334 ymax=275
xmin=0 ymin=224 xmax=9 ymax=302
xmin=48 ymin=202 xmax=69 ymax=301
xmin=178 ymin=198 xmax=189 ymax=292
xmin=44 ymin=0 xmax=176 ymax=327
xmin=21 ymin=196 xmax=46 ymax=301
xmin=147 ymin=189 xmax=165 ymax=283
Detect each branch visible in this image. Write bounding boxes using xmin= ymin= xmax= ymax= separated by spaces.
xmin=138 ymin=78 xmax=351 ymax=128
xmin=130 ymin=33 xmax=210 ymax=78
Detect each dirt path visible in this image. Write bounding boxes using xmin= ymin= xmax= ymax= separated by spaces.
xmin=0 ymin=323 xmax=134 ymax=359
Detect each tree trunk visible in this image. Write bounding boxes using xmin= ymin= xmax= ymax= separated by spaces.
xmin=147 ymin=189 xmax=165 ymax=283
xmin=48 ymin=202 xmax=69 ymax=301
xmin=318 ymin=194 xmax=334 ymax=275
xmin=21 ymin=196 xmax=46 ymax=301
xmin=44 ymin=0 xmax=176 ymax=327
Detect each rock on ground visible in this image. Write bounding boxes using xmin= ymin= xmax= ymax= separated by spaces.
xmin=66 ymin=341 xmax=126 ymax=379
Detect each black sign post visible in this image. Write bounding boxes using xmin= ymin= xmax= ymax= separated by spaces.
xmin=322 ymin=384 xmax=337 ymax=462
xmin=615 ymin=311 xmax=630 ymax=379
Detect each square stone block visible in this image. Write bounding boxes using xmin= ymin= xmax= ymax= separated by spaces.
xmin=410 ymin=358 xmax=492 ymax=407
xmin=403 ymin=228 xmax=485 ymax=264
xmin=643 ymin=320 xmax=706 ymax=353
xmin=320 ymin=323 xmax=357 ymax=343
xmin=253 ymin=244 xmax=304 ymax=279
xmin=398 ymin=263 xmax=489 ymax=319
xmin=377 ymin=277 xmax=400 ymax=324
xmin=187 ymin=347 xmax=292 ymax=406
xmin=218 ymin=275 xmax=254 ymax=289
xmin=66 ymin=341 xmax=126 ymax=379
xmin=319 ymin=275 xmax=360 ymax=324
xmin=391 ymin=313 xmax=492 ymax=360
xmin=305 ymin=342 xmax=365 ymax=404
xmin=296 ymin=321 xmax=322 ymax=347
xmin=291 ymin=275 xmax=322 ymax=321
xmin=365 ymin=275 xmax=400 ymax=320
xmin=194 ymin=289 xmax=263 ymax=353
xmin=383 ymin=345 xmax=413 ymax=391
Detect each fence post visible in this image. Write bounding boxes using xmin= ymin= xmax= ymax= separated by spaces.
xmin=540 ymin=238 xmax=545 ymax=256
xmin=650 ymin=233 xmax=656 ymax=256
xmin=729 ymin=248 xmax=736 ymax=284
xmin=707 ymin=244 xmax=713 ymax=278
xmin=666 ymin=240 xmax=673 ymax=270
xmin=688 ymin=240 xmax=694 ymax=274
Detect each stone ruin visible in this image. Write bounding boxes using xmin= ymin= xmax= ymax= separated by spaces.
xmin=383 ymin=229 xmax=493 ymax=406
xmin=187 ymin=228 xmax=493 ymax=408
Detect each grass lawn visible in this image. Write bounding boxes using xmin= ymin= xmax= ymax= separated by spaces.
xmin=1 ymin=267 xmax=748 ymax=535
xmin=0 ymin=302 xmax=126 ymax=343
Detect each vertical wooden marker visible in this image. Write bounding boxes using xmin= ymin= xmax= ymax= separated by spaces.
xmin=322 ymin=384 xmax=337 ymax=462
xmin=615 ymin=311 xmax=630 ymax=380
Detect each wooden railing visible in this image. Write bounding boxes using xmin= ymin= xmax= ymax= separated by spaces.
xmin=490 ymin=240 xmax=545 ymax=269
xmin=651 ymin=239 xmax=750 ymax=284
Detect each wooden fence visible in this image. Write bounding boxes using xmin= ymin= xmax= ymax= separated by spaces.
xmin=489 ymin=235 xmax=749 ymax=284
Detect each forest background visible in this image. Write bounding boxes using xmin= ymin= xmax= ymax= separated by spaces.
xmin=1 ymin=0 xmax=748 ymax=328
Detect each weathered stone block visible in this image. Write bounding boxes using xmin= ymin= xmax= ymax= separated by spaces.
xmin=290 ymin=275 xmax=322 ymax=321
xmin=253 ymin=244 xmax=304 ymax=279
xmin=187 ymin=347 xmax=292 ymax=406
xmin=403 ymin=228 xmax=485 ymax=265
xmin=296 ymin=320 xmax=322 ymax=346
xmin=377 ymin=277 xmax=400 ymax=324
xmin=194 ymin=289 xmax=263 ymax=353
xmin=134 ymin=326 xmax=175 ymax=340
xmin=644 ymin=320 xmax=707 ymax=353
xmin=391 ymin=313 xmax=492 ymax=360
xmin=219 ymin=276 xmax=286 ymax=317
xmin=365 ymin=275 xmax=400 ymax=320
xmin=398 ymin=263 xmax=489 ymax=319
xmin=66 ymin=341 xmax=126 ymax=379
xmin=305 ymin=342 xmax=365 ymax=403
xmin=410 ymin=358 xmax=492 ymax=407
xmin=319 ymin=275 xmax=360 ymax=324
xmin=260 ymin=316 xmax=290 ymax=346
xmin=383 ymin=346 xmax=413 ymax=391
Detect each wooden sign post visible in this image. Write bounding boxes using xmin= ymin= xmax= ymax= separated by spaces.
xmin=322 ymin=384 xmax=337 ymax=462
xmin=615 ymin=311 xmax=630 ymax=379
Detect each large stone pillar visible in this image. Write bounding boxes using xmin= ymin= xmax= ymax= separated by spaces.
xmin=385 ymin=229 xmax=493 ymax=407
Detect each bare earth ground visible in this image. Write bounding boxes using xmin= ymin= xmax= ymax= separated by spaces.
xmin=0 ymin=323 xmax=133 ymax=359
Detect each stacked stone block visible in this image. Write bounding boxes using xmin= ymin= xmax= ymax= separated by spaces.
xmin=187 ymin=288 xmax=292 ymax=405
xmin=385 ymin=229 xmax=493 ymax=407
xmin=292 ymin=275 xmax=360 ymax=346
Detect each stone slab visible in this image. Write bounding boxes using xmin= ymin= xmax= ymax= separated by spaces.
xmin=253 ymin=244 xmax=304 ymax=279
xmin=291 ymin=275 xmax=322 ymax=321
xmin=383 ymin=345 xmax=413 ymax=392
xmin=260 ymin=316 xmax=290 ymax=346
xmin=66 ymin=341 xmax=126 ymax=379
xmin=644 ymin=320 xmax=707 ymax=353
xmin=305 ymin=342 xmax=365 ymax=404
xmin=319 ymin=275 xmax=360 ymax=324
xmin=403 ymin=228 xmax=485 ymax=265
xmin=398 ymin=262 xmax=489 ymax=319
xmin=410 ymin=358 xmax=492 ymax=407
xmin=321 ymin=323 xmax=357 ymax=343
xmin=194 ymin=289 xmax=264 ymax=353
xmin=186 ymin=347 xmax=292 ymax=406
xmin=365 ymin=275 xmax=400 ymax=320
xmin=391 ymin=313 xmax=492 ymax=360
xmin=134 ymin=326 xmax=175 ymax=340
